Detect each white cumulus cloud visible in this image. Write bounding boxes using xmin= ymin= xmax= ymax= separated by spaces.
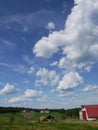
xmin=24 ymin=89 xmax=43 ymax=98
xmin=32 ymin=0 xmax=98 ymax=105
xmin=27 ymin=66 xmax=34 ymax=74
xmin=8 ymin=97 xmax=27 ymax=104
xmin=57 ymin=71 xmax=83 ymax=91
xmin=46 ymin=21 xmax=55 ymax=30
xmin=83 ymin=85 xmax=98 ymax=92
xmin=0 ymin=83 xmax=17 ymax=95
xmin=33 ymin=31 xmax=66 ymax=58
xmin=33 ymin=0 xmax=98 ymax=71
xmin=35 ymin=67 xmax=59 ymax=86
xmin=8 ymin=89 xmax=43 ymax=104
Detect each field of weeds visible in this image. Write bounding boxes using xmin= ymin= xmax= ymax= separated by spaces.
xmin=0 ymin=112 xmax=98 ymax=130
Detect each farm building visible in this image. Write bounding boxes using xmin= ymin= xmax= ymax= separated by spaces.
xmin=79 ymin=105 xmax=98 ymax=121
xmin=40 ymin=109 xmax=49 ymax=113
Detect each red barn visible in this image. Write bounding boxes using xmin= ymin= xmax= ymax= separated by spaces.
xmin=79 ymin=105 xmax=98 ymax=121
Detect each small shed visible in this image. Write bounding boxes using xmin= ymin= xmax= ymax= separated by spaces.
xmin=79 ymin=105 xmax=98 ymax=121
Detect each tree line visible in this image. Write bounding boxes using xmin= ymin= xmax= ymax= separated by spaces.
xmin=0 ymin=106 xmax=81 ymax=119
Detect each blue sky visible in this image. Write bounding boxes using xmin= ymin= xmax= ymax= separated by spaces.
xmin=0 ymin=0 xmax=98 ymax=109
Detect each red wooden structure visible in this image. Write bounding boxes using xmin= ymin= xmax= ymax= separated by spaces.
xmin=79 ymin=105 xmax=98 ymax=121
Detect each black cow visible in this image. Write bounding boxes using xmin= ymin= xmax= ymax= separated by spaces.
xmin=47 ymin=115 xmax=54 ymax=122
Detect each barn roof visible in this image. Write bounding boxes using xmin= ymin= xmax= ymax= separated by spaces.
xmin=82 ymin=105 xmax=98 ymax=118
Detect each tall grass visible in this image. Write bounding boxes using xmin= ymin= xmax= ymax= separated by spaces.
xmin=0 ymin=112 xmax=98 ymax=130
xmin=0 ymin=121 xmax=98 ymax=130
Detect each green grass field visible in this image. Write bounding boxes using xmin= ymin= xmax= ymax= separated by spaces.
xmin=0 ymin=112 xmax=98 ymax=130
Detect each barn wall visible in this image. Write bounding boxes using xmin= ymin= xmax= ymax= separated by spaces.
xmin=82 ymin=110 xmax=87 ymax=120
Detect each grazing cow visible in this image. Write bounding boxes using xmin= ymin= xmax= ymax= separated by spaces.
xmin=47 ymin=115 xmax=54 ymax=122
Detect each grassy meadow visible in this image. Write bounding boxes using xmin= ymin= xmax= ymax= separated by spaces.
xmin=0 ymin=112 xmax=98 ymax=130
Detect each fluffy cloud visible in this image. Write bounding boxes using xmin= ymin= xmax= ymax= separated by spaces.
xmin=63 ymin=0 xmax=98 ymax=64
xmin=89 ymin=43 xmax=98 ymax=60
xmin=57 ymin=71 xmax=83 ymax=91
xmin=58 ymin=57 xmax=75 ymax=72
xmin=33 ymin=0 xmax=98 ymax=71
xmin=8 ymin=89 xmax=43 ymax=104
xmin=33 ymin=0 xmax=98 ymax=105
xmin=8 ymin=97 xmax=27 ymax=104
xmin=0 ymin=83 xmax=17 ymax=95
xmin=33 ymin=31 xmax=66 ymax=58
xmin=83 ymin=85 xmax=98 ymax=92
xmin=46 ymin=21 xmax=55 ymax=30
xmin=50 ymin=61 xmax=58 ymax=66
xmin=35 ymin=67 xmax=59 ymax=86
xmin=24 ymin=89 xmax=43 ymax=98
xmin=27 ymin=66 xmax=34 ymax=74
xmin=58 ymin=57 xmax=93 ymax=72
